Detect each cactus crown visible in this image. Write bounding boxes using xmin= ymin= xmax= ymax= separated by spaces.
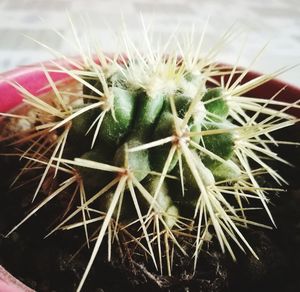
xmin=1 ymin=24 xmax=299 ymax=291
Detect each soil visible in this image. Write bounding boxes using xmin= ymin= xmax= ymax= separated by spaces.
xmin=0 ymin=125 xmax=300 ymax=292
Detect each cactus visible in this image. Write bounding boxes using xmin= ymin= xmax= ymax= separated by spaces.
xmin=0 ymin=27 xmax=299 ymax=292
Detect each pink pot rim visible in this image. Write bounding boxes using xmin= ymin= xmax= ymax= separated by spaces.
xmin=0 ymin=59 xmax=300 ymax=115
xmin=0 ymin=266 xmax=34 ymax=292
xmin=0 ymin=56 xmax=84 ymax=113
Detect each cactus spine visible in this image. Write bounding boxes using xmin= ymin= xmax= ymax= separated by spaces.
xmin=1 ymin=26 xmax=299 ymax=292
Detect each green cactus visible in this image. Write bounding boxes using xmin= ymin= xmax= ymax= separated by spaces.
xmin=1 ymin=28 xmax=299 ymax=292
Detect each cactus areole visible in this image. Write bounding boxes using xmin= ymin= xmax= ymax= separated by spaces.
xmin=0 ymin=40 xmax=299 ymax=292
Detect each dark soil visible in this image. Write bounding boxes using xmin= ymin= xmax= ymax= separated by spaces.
xmin=0 ymin=125 xmax=300 ymax=292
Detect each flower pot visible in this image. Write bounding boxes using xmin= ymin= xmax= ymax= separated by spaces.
xmin=0 ymin=59 xmax=299 ymax=292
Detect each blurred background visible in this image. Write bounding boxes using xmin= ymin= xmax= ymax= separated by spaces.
xmin=0 ymin=0 xmax=299 ymax=84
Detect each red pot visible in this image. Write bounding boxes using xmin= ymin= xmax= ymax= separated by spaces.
xmin=0 ymin=60 xmax=299 ymax=292
xmin=1 ymin=61 xmax=299 ymax=115
xmin=0 ymin=266 xmax=34 ymax=292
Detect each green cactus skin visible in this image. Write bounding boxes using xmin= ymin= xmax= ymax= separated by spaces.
xmin=132 ymin=90 xmax=165 ymax=140
xmin=97 ymin=87 xmax=136 ymax=146
xmin=77 ymin=72 xmax=237 ymax=193
xmin=67 ymin=107 xmax=99 ymax=154
xmin=201 ymin=122 xmax=234 ymax=160
xmin=145 ymin=176 xmax=179 ymax=228
xmin=78 ymin=147 xmax=114 ymax=192
xmin=113 ymin=138 xmax=150 ymax=182
xmin=202 ymin=87 xmax=229 ymax=121
xmin=150 ymin=111 xmax=180 ymax=172
xmin=77 ymin=70 xmax=239 ymax=220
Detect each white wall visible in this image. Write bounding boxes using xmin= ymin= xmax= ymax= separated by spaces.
xmin=0 ymin=0 xmax=299 ymax=85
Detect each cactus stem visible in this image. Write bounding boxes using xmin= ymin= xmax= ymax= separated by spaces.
xmin=147 ymin=145 xmax=177 ymax=215
xmin=180 ymin=140 xmax=226 ymax=252
xmin=189 ymin=140 xmax=227 ymax=164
